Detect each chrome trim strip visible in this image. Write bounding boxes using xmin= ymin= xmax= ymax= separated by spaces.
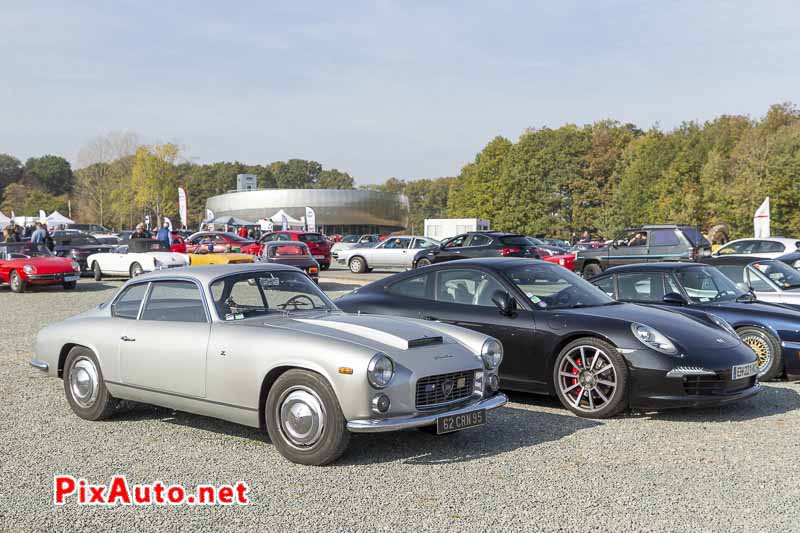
xmin=105 ymin=380 xmax=258 ymax=412
xmin=29 ymin=359 xmax=49 ymax=371
xmin=780 ymin=341 xmax=800 ymax=350
xmin=666 ymin=366 xmax=717 ymax=378
xmin=346 ymin=393 xmax=507 ymax=433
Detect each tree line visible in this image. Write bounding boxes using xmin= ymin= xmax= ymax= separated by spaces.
xmin=2 ymin=102 xmax=798 ymax=238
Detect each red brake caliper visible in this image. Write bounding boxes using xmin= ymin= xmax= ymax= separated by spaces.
xmin=571 ymin=358 xmax=581 ymax=399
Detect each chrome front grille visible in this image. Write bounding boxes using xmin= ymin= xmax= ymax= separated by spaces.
xmin=415 ymin=370 xmax=475 ymax=409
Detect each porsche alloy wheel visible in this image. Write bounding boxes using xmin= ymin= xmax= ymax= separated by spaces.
xmin=554 ymin=338 xmax=628 ymax=418
xmin=266 ymin=369 xmax=350 ymax=466
xmin=63 ymin=346 xmax=117 ymax=420
xmin=738 ymin=327 xmax=782 ymax=381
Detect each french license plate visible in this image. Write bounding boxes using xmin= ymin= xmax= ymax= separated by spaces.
xmin=313 ymin=255 xmax=325 ymax=259
xmin=64 ymin=275 xmax=79 ymax=282
xmin=732 ymin=362 xmax=758 ymax=380
xmin=436 ymin=409 xmax=486 ymax=434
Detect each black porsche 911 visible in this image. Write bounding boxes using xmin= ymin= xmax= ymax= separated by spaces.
xmin=336 ymin=258 xmax=761 ymax=418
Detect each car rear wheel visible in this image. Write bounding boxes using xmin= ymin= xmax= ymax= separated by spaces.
xmin=92 ymin=261 xmax=102 ymax=281
xmin=129 ymin=262 xmax=143 ymax=278
xmin=581 ymin=263 xmax=602 ymax=279
xmin=416 ymin=258 xmax=431 ymax=269
xmin=349 ymin=256 xmax=367 ymax=274
xmin=63 ymin=346 xmax=118 ymax=421
xmin=553 ymin=338 xmax=628 ymax=418
xmin=265 ymin=369 xmax=350 ymax=466
xmin=738 ymin=327 xmax=782 ymax=380
xmin=320 ymin=263 xmax=330 ymax=271
xmin=10 ymin=271 xmax=26 ymax=293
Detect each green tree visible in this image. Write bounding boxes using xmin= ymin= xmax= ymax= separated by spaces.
xmin=0 ymin=154 xmax=22 ymax=195
xmin=131 ymin=143 xmax=181 ymax=227
xmin=23 ymin=155 xmax=74 ymax=195
xmin=271 ymin=159 xmax=322 ymax=188
xmin=318 ymin=169 xmax=355 ymax=189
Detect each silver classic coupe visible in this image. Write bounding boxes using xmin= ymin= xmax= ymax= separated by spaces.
xmin=30 ymin=264 xmax=507 ymax=465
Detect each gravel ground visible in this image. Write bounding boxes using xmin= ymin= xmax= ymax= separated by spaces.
xmin=2 ymin=277 xmax=800 ymax=532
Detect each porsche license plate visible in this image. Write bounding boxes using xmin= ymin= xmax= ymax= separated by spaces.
xmin=64 ymin=275 xmax=79 ymax=282
xmin=732 ymin=362 xmax=758 ymax=380
xmin=436 ymin=409 xmax=485 ymax=434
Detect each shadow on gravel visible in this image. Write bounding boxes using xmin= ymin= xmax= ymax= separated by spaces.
xmin=632 ymin=384 xmax=800 ymax=422
xmin=0 ymin=281 xmax=117 ymax=293
xmin=339 ymin=405 xmax=600 ymax=466
xmin=75 ymin=282 xmax=119 ymax=292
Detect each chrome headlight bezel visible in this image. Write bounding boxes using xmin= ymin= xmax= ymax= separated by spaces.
xmin=23 ymin=264 xmax=36 ymax=275
xmin=707 ymin=313 xmax=738 ymax=339
xmin=631 ymin=323 xmax=679 ymax=356
xmin=366 ymin=352 xmax=394 ymax=389
xmin=70 ymin=260 xmax=81 ymax=272
xmin=481 ymin=338 xmax=504 ymax=369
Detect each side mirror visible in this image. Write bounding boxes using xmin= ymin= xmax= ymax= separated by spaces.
xmin=662 ymin=292 xmax=688 ymax=305
xmin=491 ymin=290 xmax=517 ymax=316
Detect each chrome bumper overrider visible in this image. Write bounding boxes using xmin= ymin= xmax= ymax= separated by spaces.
xmin=346 ymin=393 xmax=507 ymax=433
xmin=29 ymin=359 xmax=49 ymax=371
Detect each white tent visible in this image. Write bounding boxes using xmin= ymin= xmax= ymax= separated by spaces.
xmin=268 ymin=209 xmax=304 ymax=230
xmin=45 ymin=210 xmax=74 ymax=229
xmin=0 ymin=211 xmax=10 ymax=229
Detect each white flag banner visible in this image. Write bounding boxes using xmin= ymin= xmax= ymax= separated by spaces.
xmin=38 ymin=210 xmax=46 ymax=224
xmin=281 ymin=213 xmax=289 ymax=231
xmin=304 ymin=206 xmax=316 ymax=233
xmin=178 ymin=187 xmax=188 ymax=228
xmin=205 ymin=209 xmax=214 ymax=222
xmin=164 ymin=216 xmax=173 ymax=232
xmin=754 ymin=197 xmax=770 ymax=238
xmin=10 ymin=211 xmax=16 ymax=223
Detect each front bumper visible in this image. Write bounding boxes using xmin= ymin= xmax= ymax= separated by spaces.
xmin=29 ymin=359 xmax=49 ymax=371
xmin=781 ymin=340 xmax=800 ymax=378
xmin=26 ymin=272 xmax=80 ymax=283
xmin=346 ymin=393 xmax=507 ymax=433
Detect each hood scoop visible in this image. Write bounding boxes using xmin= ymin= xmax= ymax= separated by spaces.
xmin=293 ymin=319 xmax=442 ymax=351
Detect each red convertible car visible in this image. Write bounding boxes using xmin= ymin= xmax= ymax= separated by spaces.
xmin=257 ymin=231 xmax=331 ymax=269
xmin=0 ymin=242 xmax=81 ymax=292
xmin=185 ymin=232 xmax=257 ymax=254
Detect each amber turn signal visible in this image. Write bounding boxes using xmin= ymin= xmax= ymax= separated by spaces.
xmin=338 ymin=367 xmax=353 ymax=375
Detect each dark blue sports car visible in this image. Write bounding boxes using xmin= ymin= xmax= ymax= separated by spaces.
xmin=590 ymin=262 xmax=800 ymax=381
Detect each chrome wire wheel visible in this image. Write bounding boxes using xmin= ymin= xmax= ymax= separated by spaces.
xmin=557 ymin=345 xmax=618 ymax=413
xmin=742 ymin=333 xmax=772 ymax=374
xmin=276 ymin=386 xmax=326 ymax=449
xmin=68 ymin=356 xmax=100 ymax=409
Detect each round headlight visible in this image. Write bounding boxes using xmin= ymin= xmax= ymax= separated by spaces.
xmin=631 ymin=323 xmax=679 ymax=356
xmin=23 ymin=264 xmax=36 ymax=275
xmin=481 ymin=338 xmax=504 ymax=369
xmin=367 ymin=353 xmax=394 ymax=389
xmin=71 ymin=260 xmax=80 ymax=272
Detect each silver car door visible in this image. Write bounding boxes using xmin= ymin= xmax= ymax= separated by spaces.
xmin=380 ymin=237 xmax=413 ymax=267
xmin=119 ymin=280 xmax=210 ymax=398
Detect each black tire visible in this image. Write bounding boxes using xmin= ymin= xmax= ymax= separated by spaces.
xmin=737 ymin=326 xmax=783 ymax=381
xmin=10 ymin=271 xmax=26 ymax=293
xmin=63 ymin=281 xmax=77 ymax=290
xmin=416 ymin=258 xmax=431 ymax=269
xmin=92 ymin=261 xmax=103 ymax=281
xmin=320 ymin=263 xmax=330 ymax=271
xmin=63 ymin=346 xmax=117 ymax=421
xmin=130 ymin=262 xmax=143 ymax=278
xmin=582 ymin=263 xmax=602 ymax=279
xmin=265 ymin=369 xmax=350 ymax=466
xmin=553 ymin=337 xmax=628 ymax=419
xmin=349 ymin=256 xmax=367 ymax=274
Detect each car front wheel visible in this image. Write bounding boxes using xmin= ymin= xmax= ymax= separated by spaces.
xmin=349 ymin=256 xmax=366 ymax=274
xmin=92 ymin=261 xmax=103 ymax=281
xmin=581 ymin=263 xmax=602 ymax=279
xmin=265 ymin=369 xmax=350 ymax=466
xmin=130 ymin=262 xmax=143 ymax=278
xmin=10 ymin=271 xmax=26 ymax=293
xmin=63 ymin=346 xmax=118 ymax=420
xmin=738 ymin=327 xmax=783 ymax=380
xmin=553 ymin=338 xmax=628 ymax=418
xmin=416 ymin=258 xmax=431 ymax=268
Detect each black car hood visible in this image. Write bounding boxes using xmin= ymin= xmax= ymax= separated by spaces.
xmin=556 ymin=302 xmax=740 ymax=352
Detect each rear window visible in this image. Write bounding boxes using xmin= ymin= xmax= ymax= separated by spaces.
xmin=650 ymin=229 xmax=680 ymax=247
xmin=498 ymin=235 xmax=530 ymax=246
xmin=299 ymin=233 xmax=324 ymax=243
xmin=679 ymin=227 xmax=710 ymax=247
xmin=268 ymin=244 xmax=309 ymax=258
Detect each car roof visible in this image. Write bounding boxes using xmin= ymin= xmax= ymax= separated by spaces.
xmin=265 ymin=240 xmax=307 ymax=246
xmin=414 ymin=257 xmax=552 ymax=270
xmin=723 ymin=237 xmax=799 ymax=244
xmin=134 ymin=263 xmax=294 ymax=285
xmin=701 ymin=256 xmax=775 ymax=266
xmin=602 ymin=262 xmax=707 ymax=275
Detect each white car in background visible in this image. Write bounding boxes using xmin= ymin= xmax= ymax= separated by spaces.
xmin=709 ymin=257 xmax=800 ymax=307
xmin=331 ymin=234 xmax=380 ymax=258
xmin=337 ymin=236 xmax=439 ymax=273
xmin=712 ymin=237 xmax=800 ymax=259
xmin=88 ymin=239 xmax=189 ymax=280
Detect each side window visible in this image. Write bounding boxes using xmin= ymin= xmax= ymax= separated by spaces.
xmin=593 ymin=276 xmax=615 ymax=298
xmin=650 ymin=229 xmax=680 ymax=247
xmin=746 ymin=268 xmax=776 ymax=292
xmin=443 ymin=235 xmax=467 ymax=249
xmin=615 ymin=230 xmax=648 ymax=248
xmin=414 ymin=238 xmax=437 ymax=249
xmin=386 ymin=273 xmax=432 ymax=300
xmin=140 ymin=281 xmax=207 ymax=323
xmin=383 ymin=238 xmax=411 ymax=249
xmin=435 ymin=269 xmax=504 ymax=307
xmin=758 ymin=241 xmax=785 ymax=254
xmin=112 ymin=283 xmax=149 ymax=319
xmin=467 ymin=234 xmax=491 ymax=247
xmin=716 ymin=265 xmax=747 ymax=287
xmin=616 ymin=272 xmax=664 ymax=302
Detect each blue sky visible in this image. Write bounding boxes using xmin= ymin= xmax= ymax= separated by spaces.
xmin=1 ymin=1 xmax=798 ymax=183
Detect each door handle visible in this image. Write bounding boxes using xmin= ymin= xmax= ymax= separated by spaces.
xmin=120 ymin=336 xmax=136 ymax=342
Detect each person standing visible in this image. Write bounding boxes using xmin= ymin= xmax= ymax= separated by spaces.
xmin=131 ymin=223 xmax=149 ymax=239
xmin=156 ymin=222 xmax=171 ymax=248
xmin=31 ymin=223 xmax=47 ymax=244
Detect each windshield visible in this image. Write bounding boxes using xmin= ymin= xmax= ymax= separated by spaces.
xmin=130 ymin=240 xmax=170 ymax=253
xmin=54 ymin=232 xmax=99 ymax=245
xmin=675 ymin=267 xmax=744 ymax=302
xmin=505 ymin=263 xmax=614 ymax=309
xmin=298 ymin=233 xmax=324 ymax=243
xmin=0 ymin=243 xmax=53 ymax=259
xmin=499 ymin=235 xmax=531 ymax=246
xmin=341 ymin=235 xmax=359 ymax=243
xmin=210 ymin=270 xmax=336 ymax=319
xmin=751 ymin=260 xmax=800 ymax=289
xmin=680 ymin=227 xmax=710 ymax=247
xmin=225 ymin=233 xmax=253 ymax=243
xmin=267 ymin=244 xmax=310 ymax=258
xmin=526 ymin=237 xmax=545 ymax=245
